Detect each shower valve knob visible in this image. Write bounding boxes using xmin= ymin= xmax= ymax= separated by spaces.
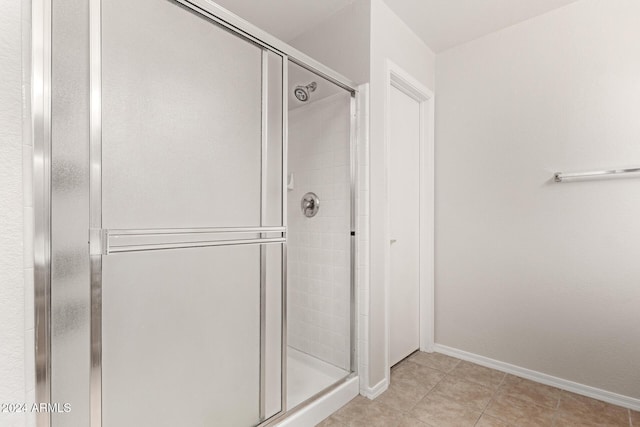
xmin=301 ymin=192 xmax=320 ymax=218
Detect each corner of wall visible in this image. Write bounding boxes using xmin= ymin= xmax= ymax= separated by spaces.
xmin=355 ymin=83 xmax=371 ymax=396
xmin=366 ymin=0 xmax=437 ymax=392
xmin=287 ymin=0 xmax=371 ymax=85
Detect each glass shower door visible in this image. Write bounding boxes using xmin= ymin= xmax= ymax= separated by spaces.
xmin=286 ymin=61 xmax=355 ymax=408
xmin=95 ymin=0 xmax=284 ymax=425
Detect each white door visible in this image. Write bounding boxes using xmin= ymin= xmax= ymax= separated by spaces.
xmin=389 ymin=84 xmax=421 ymax=367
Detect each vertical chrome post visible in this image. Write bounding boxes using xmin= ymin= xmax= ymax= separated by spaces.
xmin=89 ymin=0 xmax=103 ymax=425
xmin=281 ymin=55 xmax=289 ymax=414
xmin=349 ymin=92 xmax=358 ymax=374
xmin=33 ymin=0 xmax=52 ymax=425
xmin=257 ymin=49 xmax=287 ymax=427
xmin=259 ymin=48 xmax=268 ymax=421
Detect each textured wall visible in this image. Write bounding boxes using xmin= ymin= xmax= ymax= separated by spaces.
xmin=436 ymin=0 xmax=640 ymax=399
xmin=0 ymin=0 xmax=26 ymax=426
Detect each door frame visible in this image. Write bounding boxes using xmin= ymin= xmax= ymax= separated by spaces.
xmin=383 ymin=60 xmax=435 ymax=378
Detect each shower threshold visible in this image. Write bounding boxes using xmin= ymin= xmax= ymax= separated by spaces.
xmin=286 ymin=347 xmax=350 ymax=410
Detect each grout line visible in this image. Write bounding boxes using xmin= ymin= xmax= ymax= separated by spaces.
xmin=549 ymin=394 xmax=561 ymax=427
xmin=474 ymin=373 xmax=508 ymax=426
xmin=550 ymin=407 xmax=560 ymax=426
xmin=549 ymin=389 xmax=563 ymax=426
xmin=629 ymin=408 xmax=632 ymax=427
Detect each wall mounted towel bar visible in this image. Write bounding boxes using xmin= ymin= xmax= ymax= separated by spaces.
xmin=554 ymin=167 xmax=640 ymax=183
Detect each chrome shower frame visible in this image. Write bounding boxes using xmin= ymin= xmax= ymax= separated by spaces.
xmin=32 ymin=1 xmax=52 ymax=426
xmin=32 ymin=0 xmax=359 ymax=425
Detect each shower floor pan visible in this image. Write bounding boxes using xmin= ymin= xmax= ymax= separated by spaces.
xmin=286 ymin=347 xmax=350 ymax=410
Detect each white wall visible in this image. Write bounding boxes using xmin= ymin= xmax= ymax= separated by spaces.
xmin=367 ymin=0 xmax=435 ymax=389
xmin=288 ymin=0 xmax=371 ymax=85
xmin=0 ymin=0 xmax=28 ymax=426
xmin=436 ymin=0 xmax=640 ymax=399
xmin=288 ymin=93 xmax=352 ymax=370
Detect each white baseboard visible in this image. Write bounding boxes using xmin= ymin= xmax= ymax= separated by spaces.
xmin=433 ymin=344 xmax=640 ymax=412
xmin=362 ymin=377 xmax=388 ymax=400
xmin=276 ymin=377 xmax=359 ymax=427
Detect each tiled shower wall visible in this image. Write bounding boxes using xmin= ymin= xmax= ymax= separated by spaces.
xmin=287 ymin=92 xmax=352 ymax=370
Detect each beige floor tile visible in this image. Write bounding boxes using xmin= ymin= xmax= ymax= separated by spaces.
xmin=327 ymin=357 xmax=628 ymax=427
xmin=484 ymin=392 xmax=556 ymax=426
xmin=449 ymin=361 xmax=506 ymax=390
xmin=427 ymin=375 xmax=495 ymax=411
xmin=410 ymin=394 xmax=482 ymax=427
xmin=397 ymin=413 xmax=434 ymax=427
xmin=409 ymin=351 xmax=461 ymax=373
xmin=475 ymin=414 xmax=512 ymax=427
xmin=498 ymin=375 xmax=562 ymax=409
xmin=631 ymin=410 xmax=640 ymax=426
xmin=316 ymin=415 xmax=347 ymax=426
xmin=392 ymin=361 xmax=445 ymax=391
xmin=553 ymin=411 xmax=628 ymax=427
xmin=555 ymin=391 xmax=630 ymax=427
xmin=347 ymin=401 xmax=405 ymax=427
xmin=331 ymin=396 xmax=373 ymax=424
xmin=375 ymin=381 xmax=431 ymax=413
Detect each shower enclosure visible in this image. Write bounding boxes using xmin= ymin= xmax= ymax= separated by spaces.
xmin=33 ymin=0 xmax=357 ymax=426
xmin=286 ymin=63 xmax=355 ymax=410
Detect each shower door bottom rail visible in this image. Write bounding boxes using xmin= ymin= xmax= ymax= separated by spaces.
xmin=90 ymin=226 xmax=286 ymax=255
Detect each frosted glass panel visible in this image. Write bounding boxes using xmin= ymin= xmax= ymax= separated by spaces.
xmin=51 ymin=1 xmax=91 ymax=425
xmin=264 ymin=244 xmax=282 ymax=418
xmin=101 ymin=0 xmax=263 ymax=229
xmin=102 ymin=246 xmax=262 ymax=427
xmin=265 ymin=52 xmax=283 ymax=226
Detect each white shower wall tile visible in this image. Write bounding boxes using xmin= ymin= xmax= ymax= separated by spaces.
xmin=288 ymin=93 xmax=352 ymax=370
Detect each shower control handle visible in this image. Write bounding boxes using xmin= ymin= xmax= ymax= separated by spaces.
xmin=301 ymin=192 xmax=320 ymax=218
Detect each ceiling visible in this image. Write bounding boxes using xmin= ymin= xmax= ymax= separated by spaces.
xmin=382 ymin=0 xmax=580 ymax=52
xmin=211 ymin=0 xmax=580 ymax=52
xmin=211 ymin=0 xmax=358 ymax=42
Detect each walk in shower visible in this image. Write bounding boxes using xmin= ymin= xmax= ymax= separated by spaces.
xmin=286 ymin=63 xmax=355 ymax=410
xmin=33 ymin=0 xmax=357 ymax=426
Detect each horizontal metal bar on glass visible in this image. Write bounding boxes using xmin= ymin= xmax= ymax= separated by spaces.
xmin=107 ymin=237 xmax=286 ymax=254
xmin=108 ymin=226 xmax=286 ymax=236
xmin=103 ymin=227 xmax=286 ymax=254
xmin=554 ymin=166 xmax=640 ymax=182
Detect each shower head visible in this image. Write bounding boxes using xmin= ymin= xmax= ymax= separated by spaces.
xmin=294 ymin=81 xmax=317 ymax=102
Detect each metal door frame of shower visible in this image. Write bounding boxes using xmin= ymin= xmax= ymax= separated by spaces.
xmin=261 ymin=90 xmax=360 ymax=427
xmin=32 ymin=0 xmax=360 ymax=426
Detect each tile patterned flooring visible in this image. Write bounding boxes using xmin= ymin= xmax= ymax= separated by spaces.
xmin=317 ymin=351 xmax=639 ymax=427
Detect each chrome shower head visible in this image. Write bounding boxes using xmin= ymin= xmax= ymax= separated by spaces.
xmin=294 ymin=81 xmax=317 ymax=102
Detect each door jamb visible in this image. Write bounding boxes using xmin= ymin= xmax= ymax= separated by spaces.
xmin=383 ymin=60 xmax=435 ymax=381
